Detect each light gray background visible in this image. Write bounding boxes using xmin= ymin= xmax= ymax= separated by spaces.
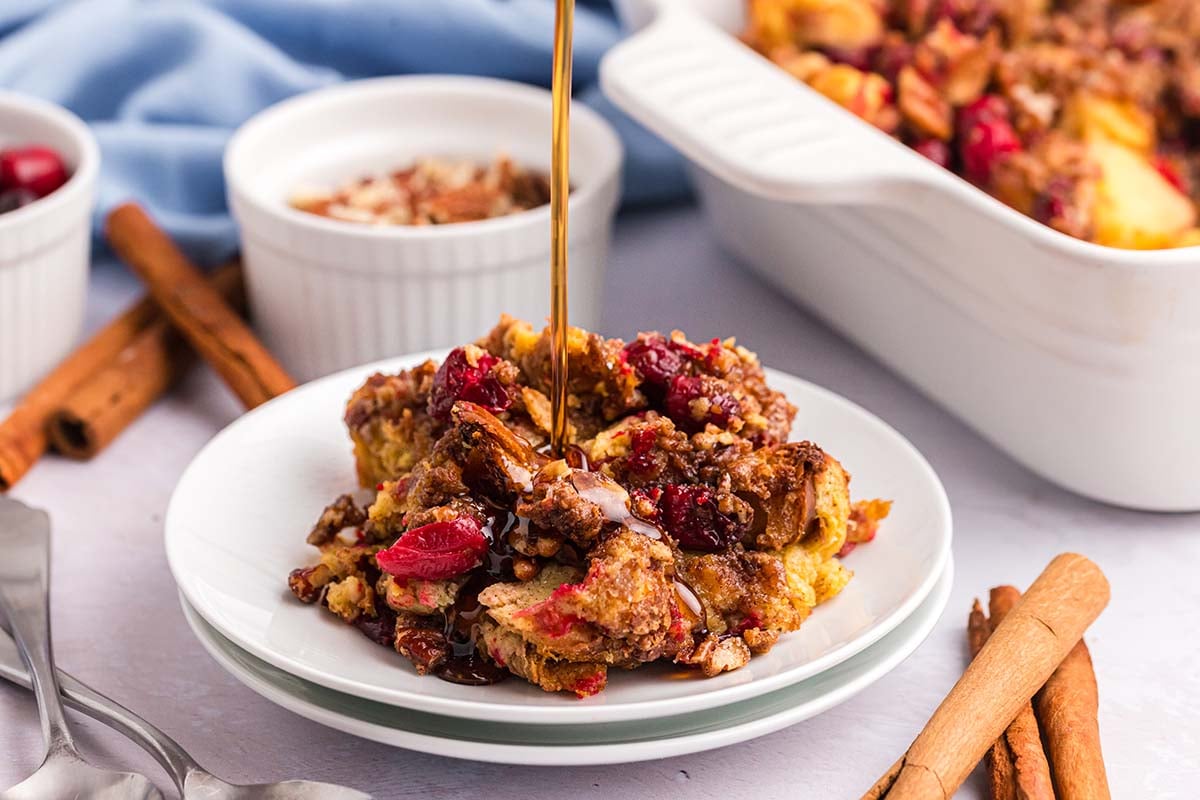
xmin=2 ymin=204 xmax=1198 ymax=798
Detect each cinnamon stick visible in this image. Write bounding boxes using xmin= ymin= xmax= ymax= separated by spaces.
xmin=47 ymin=263 xmax=246 ymax=460
xmin=0 ymin=291 xmax=160 ymax=489
xmin=983 ymin=587 xmax=1055 ymax=800
xmin=862 ymin=553 xmax=1109 ymax=800
xmin=105 ymin=203 xmax=295 ymax=408
xmin=968 ymin=601 xmax=1019 ymax=800
xmin=1036 ymin=640 xmax=1110 ymax=799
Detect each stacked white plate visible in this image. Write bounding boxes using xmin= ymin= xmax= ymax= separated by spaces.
xmin=166 ymin=353 xmax=954 ymax=766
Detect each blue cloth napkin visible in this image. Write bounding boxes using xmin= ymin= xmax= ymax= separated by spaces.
xmin=0 ymin=0 xmax=687 ymax=264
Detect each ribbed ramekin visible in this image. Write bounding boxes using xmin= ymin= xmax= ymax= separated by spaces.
xmin=224 ymin=76 xmax=623 ymax=381
xmin=0 ymin=92 xmax=98 ymax=402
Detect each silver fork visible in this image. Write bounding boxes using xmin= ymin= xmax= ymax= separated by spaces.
xmin=0 ymin=498 xmax=372 ymax=800
xmin=0 ymin=496 xmax=163 ymax=800
xmin=0 ymin=627 xmax=373 ymax=799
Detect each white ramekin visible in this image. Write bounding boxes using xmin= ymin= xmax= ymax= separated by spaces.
xmin=0 ymin=92 xmax=98 ymax=402
xmin=604 ymin=0 xmax=1200 ymax=510
xmin=224 ymin=76 xmax=623 ymax=382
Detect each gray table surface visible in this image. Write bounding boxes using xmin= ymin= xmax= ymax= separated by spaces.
xmin=2 ymin=203 xmax=1198 ymax=798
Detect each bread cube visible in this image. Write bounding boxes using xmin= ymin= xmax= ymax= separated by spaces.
xmin=1090 ymin=138 xmax=1196 ymax=249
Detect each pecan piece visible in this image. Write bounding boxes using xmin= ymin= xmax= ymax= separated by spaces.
xmin=288 ymin=564 xmax=333 ymax=604
xmin=395 ymin=626 xmax=449 ymax=674
xmin=307 ymin=494 xmax=367 ymax=546
xmin=898 ymin=65 xmax=953 ymax=140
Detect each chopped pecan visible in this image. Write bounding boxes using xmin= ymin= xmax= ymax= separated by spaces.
xmin=288 ymin=564 xmax=333 ymax=604
xmin=395 ymin=625 xmax=449 ymax=675
xmin=307 ymin=494 xmax=367 ymax=546
xmin=899 ymin=66 xmax=953 ymax=140
xmin=289 ymin=155 xmax=549 ymax=227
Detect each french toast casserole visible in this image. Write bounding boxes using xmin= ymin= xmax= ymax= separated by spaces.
xmin=288 ymin=317 xmax=889 ymax=697
xmin=745 ymin=0 xmax=1200 ymax=249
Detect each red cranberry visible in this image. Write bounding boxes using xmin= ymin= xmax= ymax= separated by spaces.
xmin=625 ymin=427 xmax=659 ymax=474
xmin=666 ymin=597 xmax=690 ymax=644
xmin=933 ymin=0 xmax=995 ymax=35
xmin=570 ymin=671 xmax=607 ymax=698
xmin=529 ymin=604 xmax=584 ymax=638
xmin=658 ymin=483 xmax=745 ymax=552
xmin=820 ymin=45 xmax=875 ymax=71
xmin=623 ymin=335 xmax=686 ymax=389
xmin=427 ymin=347 xmax=511 ymax=421
xmin=957 ymin=95 xmax=1021 ymax=185
xmin=1154 ymin=156 xmax=1188 ymax=195
xmin=516 ymin=582 xmax=587 ymax=637
xmin=0 ymin=146 xmax=68 ymax=199
xmin=664 ymin=375 xmax=740 ymax=433
xmin=629 ymin=486 xmax=663 ymax=515
xmin=1031 ymin=177 xmax=1073 ymax=225
xmin=733 ymin=611 xmax=765 ymax=634
xmin=959 ymin=94 xmax=1008 ymax=127
xmin=375 ymin=516 xmax=488 ymax=581
xmin=873 ymin=40 xmax=913 ymax=83
xmin=913 ymin=139 xmax=951 ymax=168
xmin=701 ymin=338 xmax=727 ymax=372
xmin=837 ymin=505 xmax=884 ymax=558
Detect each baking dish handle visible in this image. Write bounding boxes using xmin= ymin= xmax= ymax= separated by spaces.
xmin=600 ymin=9 xmax=948 ymax=205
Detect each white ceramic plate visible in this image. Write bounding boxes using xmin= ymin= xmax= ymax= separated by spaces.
xmin=181 ymin=558 xmax=952 ymax=766
xmin=166 ymin=352 xmax=952 ymax=724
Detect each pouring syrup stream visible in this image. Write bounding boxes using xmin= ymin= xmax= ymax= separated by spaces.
xmin=549 ymin=0 xmax=574 ymax=456
xmin=437 ymin=0 xmax=577 ymax=688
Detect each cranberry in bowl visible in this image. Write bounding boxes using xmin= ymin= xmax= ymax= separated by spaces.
xmin=0 ymin=92 xmax=98 ymax=402
xmin=224 ymin=76 xmax=623 ymax=382
xmin=1 ymin=144 xmax=70 ymax=213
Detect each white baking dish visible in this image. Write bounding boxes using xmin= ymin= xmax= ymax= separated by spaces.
xmin=225 ymin=76 xmax=622 ymax=382
xmin=602 ymin=0 xmax=1200 ymax=511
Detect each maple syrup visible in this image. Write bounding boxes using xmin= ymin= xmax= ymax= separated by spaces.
xmin=435 ymin=0 xmax=652 ymax=688
xmin=549 ymin=0 xmax=574 ymax=455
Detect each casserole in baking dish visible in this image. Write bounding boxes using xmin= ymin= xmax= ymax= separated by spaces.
xmin=602 ymin=0 xmax=1200 ymax=510
xmin=740 ymin=0 xmax=1200 ymax=250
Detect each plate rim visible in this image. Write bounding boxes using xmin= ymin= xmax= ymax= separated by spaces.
xmin=180 ymin=558 xmax=954 ymax=766
xmin=167 ymin=351 xmax=953 ymax=724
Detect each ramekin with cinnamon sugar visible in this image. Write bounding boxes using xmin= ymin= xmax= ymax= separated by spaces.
xmin=224 ymin=76 xmax=623 ymax=381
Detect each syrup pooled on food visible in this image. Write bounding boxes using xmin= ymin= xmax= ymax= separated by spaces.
xmin=569 ymin=471 xmax=663 ymax=540
xmin=673 ymin=578 xmax=709 ymax=639
xmin=433 ymin=512 xmax=525 ymax=686
xmin=438 ymin=572 xmax=509 ymax=686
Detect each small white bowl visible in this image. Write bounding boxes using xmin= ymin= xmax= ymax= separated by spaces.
xmin=225 ymin=76 xmax=624 ymax=381
xmin=0 ymin=92 xmax=98 ymax=402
